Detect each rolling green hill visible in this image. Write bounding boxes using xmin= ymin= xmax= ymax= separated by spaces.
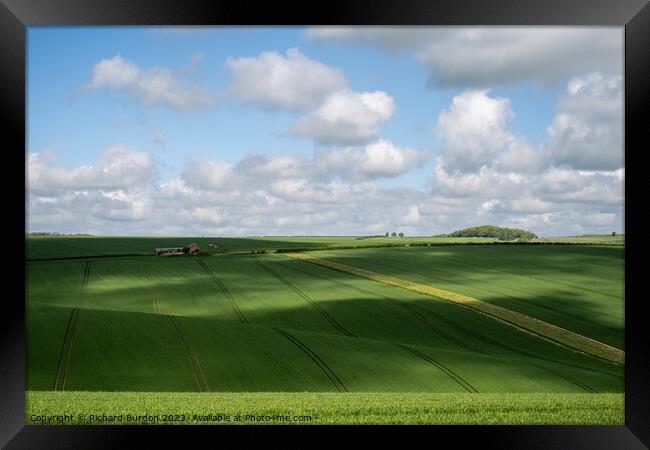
xmin=314 ymin=245 xmax=624 ymax=349
xmin=27 ymin=250 xmax=623 ymax=394
xmin=25 ymin=237 xmax=625 ymax=423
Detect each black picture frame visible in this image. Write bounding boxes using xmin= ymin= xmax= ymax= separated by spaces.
xmin=3 ymin=0 xmax=649 ymax=447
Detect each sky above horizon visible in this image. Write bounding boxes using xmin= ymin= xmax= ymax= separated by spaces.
xmin=26 ymin=26 xmax=624 ymax=237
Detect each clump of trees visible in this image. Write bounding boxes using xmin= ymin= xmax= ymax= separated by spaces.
xmin=357 ymin=232 xmax=406 ymax=240
xmin=447 ymin=225 xmax=537 ymax=241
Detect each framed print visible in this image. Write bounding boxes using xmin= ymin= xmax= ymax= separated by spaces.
xmin=2 ymin=0 xmax=649 ymax=447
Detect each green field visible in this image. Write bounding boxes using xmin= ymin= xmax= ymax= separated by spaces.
xmin=25 ymin=234 xmax=623 ymax=260
xmin=313 ymin=245 xmax=624 ymax=349
xmin=26 ymin=392 xmax=624 ymax=425
xmin=25 ymin=236 xmax=625 ymax=424
xmin=25 ymin=236 xmax=495 ymax=259
xmin=534 ymin=235 xmax=625 ymax=245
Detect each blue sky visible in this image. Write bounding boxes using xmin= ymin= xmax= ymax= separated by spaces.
xmin=26 ymin=26 xmax=623 ymax=236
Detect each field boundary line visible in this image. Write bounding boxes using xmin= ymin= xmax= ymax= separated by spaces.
xmin=169 ymin=315 xmax=210 ymax=392
xmin=283 ymin=253 xmax=624 ymax=365
xmin=254 ymin=259 xmax=356 ymax=337
xmin=197 ymin=259 xmax=248 ymax=324
xmin=272 ymin=327 xmax=347 ymax=392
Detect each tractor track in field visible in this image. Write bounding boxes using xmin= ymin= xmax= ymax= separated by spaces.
xmin=407 ymin=304 xmax=597 ymax=392
xmin=272 ymin=327 xmax=347 ymax=392
xmin=413 ymin=302 xmax=603 ymax=372
xmin=271 ymin=260 xmax=474 ymax=352
xmin=53 ymin=308 xmax=80 ymax=391
xmin=80 ymin=261 xmax=91 ymax=306
xmin=197 ymin=259 xmax=248 ymax=324
xmin=142 ymin=262 xmax=161 ymax=314
xmin=273 ymin=258 xmax=603 ymax=392
xmin=388 ymin=289 xmax=598 ymax=391
xmin=286 ymin=253 xmax=624 ymax=365
xmin=254 ymin=259 xmax=356 ymax=338
xmin=169 ymin=315 xmax=210 ymax=392
xmin=53 ymin=261 xmax=92 ymax=391
xmin=411 ymin=303 xmax=599 ymax=392
xmin=395 ymin=343 xmax=478 ymax=393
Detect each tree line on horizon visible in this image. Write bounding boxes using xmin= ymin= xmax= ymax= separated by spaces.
xmin=447 ymin=225 xmax=537 ymax=241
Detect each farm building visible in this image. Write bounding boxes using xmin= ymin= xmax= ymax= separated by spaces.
xmin=183 ymin=243 xmax=200 ymax=254
xmin=154 ymin=243 xmax=200 ymax=256
xmin=154 ymin=247 xmax=183 ymax=256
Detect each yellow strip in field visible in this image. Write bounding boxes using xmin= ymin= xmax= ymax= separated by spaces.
xmin=283 ymin=252 xmax=624 ymax=365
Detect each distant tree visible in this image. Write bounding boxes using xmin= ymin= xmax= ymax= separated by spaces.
xmin=391 ymin=232 xmax=397 ymax=237
xmin=612 ymin=231 xmax=616 ymax=236
xmin=398 ymin=232 xmax=404 ymax=237
xmin=447 ymin=225 xmax=537 ymax=241
xmin=385 ymin=232 xmax=389 ymax=237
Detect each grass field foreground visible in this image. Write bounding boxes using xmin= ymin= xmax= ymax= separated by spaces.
xmin=26 ymin=391 xmax=623 ymax=425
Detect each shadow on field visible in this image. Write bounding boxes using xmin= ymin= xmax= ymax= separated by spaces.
xmin=299 ymin=247 xmax=624 ymax=347
xmin=26 ymin=249 xmax=625 ymax=393
xmin=27 ymin=251 xmax=624 ymax=347
xmin=26 ymin=303 xmax=623 ymax=394
xmin=26 ymin=236 xmax=352 ymax=259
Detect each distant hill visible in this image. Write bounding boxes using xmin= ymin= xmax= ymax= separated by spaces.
xmin=447 ymin=225 xmax=537 ymax=241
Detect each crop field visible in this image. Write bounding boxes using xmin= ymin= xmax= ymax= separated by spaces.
xmin=311 ymin=245 xmax=624 ymax=350
xmin=25 ymin=236 xmax=498 ymax=260
xmin=25 ymin=237 xmax=624 ymax=424
xmin=534 ymin=235 xmax=625 ymax=245
xmin=25 ymin=234 xmax=623 ymax=260
xmin=26 ymin=392 xmax=623 ymax=425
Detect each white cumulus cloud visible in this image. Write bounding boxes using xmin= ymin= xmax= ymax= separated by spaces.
xmin=28 ymin=145 xmax=154 ymax=194
xmin=545 ymin=74 xmax=624 ymax=170
xmin=226 ymin=49 xmax=397 ymax=145
xmin=82 ymin=55 xmax=217 ymax=111
xmin=291 ymin=90 xmax=396 ymax=145
xmin=435 ymin=90 xmax=516 ymax=172
xmin=225 ymin=48 xmax=347 ymax=110
xmin=314 ymin=140 xmax=429 ymax=179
